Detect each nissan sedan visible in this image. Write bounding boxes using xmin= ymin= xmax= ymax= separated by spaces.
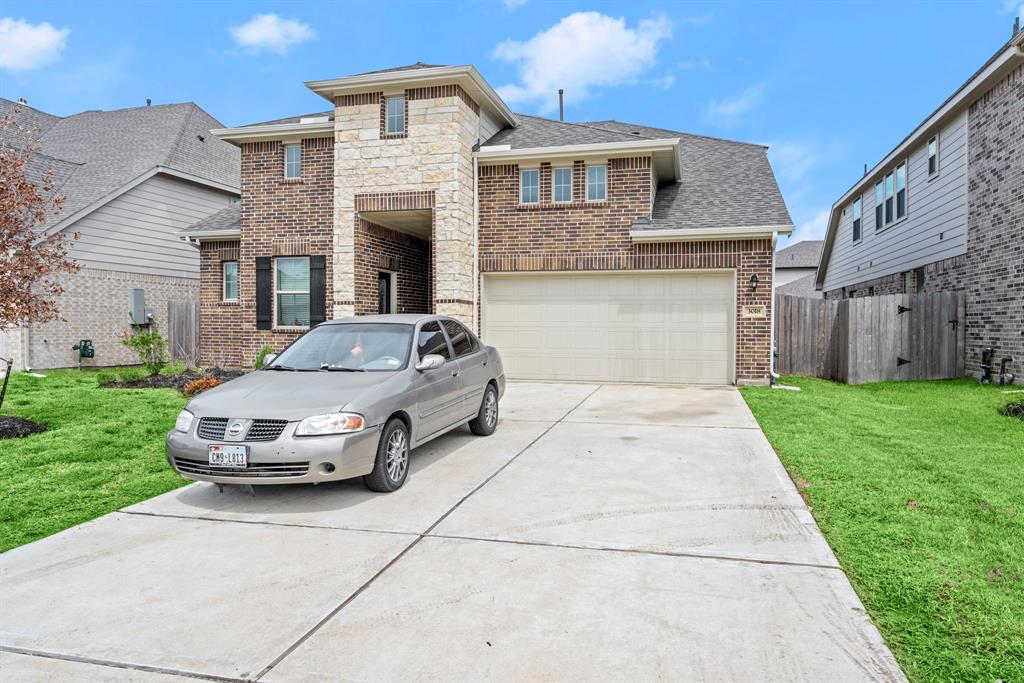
xmin=166 ymin=314 xmax=505 ymax=492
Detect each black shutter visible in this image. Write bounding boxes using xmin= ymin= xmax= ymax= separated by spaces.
xmin=309 ymin=255 xmax=327 ymax=326
xmin=255 ymin=257 xmax=272 ymax=330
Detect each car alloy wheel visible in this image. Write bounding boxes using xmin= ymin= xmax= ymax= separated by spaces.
xmin=484 ymin=390 xmax=498 ymax=429
xmin=386 ymin=428 xmax=408 ymax=482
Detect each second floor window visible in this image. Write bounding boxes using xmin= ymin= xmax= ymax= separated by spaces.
xmin=386 ymin=96 xmax=405 ymax=135
xmin=927 ymin=136 xmax=939 ymax=176
xmin=586 ymin=164 xmax=607 ymax=201
xmin=222 ymin=261 xmax=238 ymax=301
xmin=276 ymin=257 xmax=310 ymax=327
xmin=520 ymin=169 xmax=539 ymax=204
xmin=553 ymin=167 xmax=572 ymax=203
xmin=284 ymin=144 xmax=301 ymax=179
xmin=895 ymin=162 xmax=907 ymax=220
xmin=884 ymin=171 xmax=894 ymax=225
xmin=875 ymin=181 xmax=883 ymax=230
xmin=852 ymin=197 xmax=862 ymax=242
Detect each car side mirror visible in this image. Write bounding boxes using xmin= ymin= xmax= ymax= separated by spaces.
xmin=262 ymin=353 xmax=277 ymax=368
xmin=415 ymin=354 xmax=446 ymax=372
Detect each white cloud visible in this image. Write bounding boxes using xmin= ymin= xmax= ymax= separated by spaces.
xmin=0 ymin=18 xmax=70 ymax=71
xmin=788 ymin=210 xmax=830 ymax=244
xmin=766 ymin=142 xmax=819 ymax=184
xmin=677 ymin=57 xmax=711 ymax=71
xmin=502 ymin=0 xmax=528 ymax=10
xmin=705 ymin=82 xmax=764 ymax=120
xmin=492 ymin=12 xmax=672 ymax=114
xmin=678 ymin=14 xmax=712 ymax=27
xmin=229 ymin=13 xmax=315 ymax=55
xmin=999 ymin=0 xmax=1023 ymax=18
xmin=649 ymin=74 xmax=675 ymax=89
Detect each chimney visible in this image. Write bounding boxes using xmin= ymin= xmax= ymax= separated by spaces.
xmin=17 ymin=97 xmax=27 ymax=105
xmin=558 ymin=89 xmax=564 ymax=121
xmin=146 ymin=98 xmax=152 ymax=107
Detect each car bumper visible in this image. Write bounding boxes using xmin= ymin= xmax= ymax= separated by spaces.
xmin=166 ymin=422 xmax=381 ymax=485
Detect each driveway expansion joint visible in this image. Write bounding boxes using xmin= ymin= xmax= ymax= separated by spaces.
xmin=114 ymin=509 xmax=420 ymax=538
xmin=0 ymin=645 xmax=245 ymax=683
xmin=251 ymin=384 xmax=603 ymax=681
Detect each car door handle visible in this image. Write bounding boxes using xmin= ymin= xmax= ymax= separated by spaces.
xmin=452 ymin=370 xmax=460 ymax=377
xmin=482 ymin=360 xmax=488 ymax=366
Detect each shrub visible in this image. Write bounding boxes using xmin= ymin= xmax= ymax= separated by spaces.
xmin=184 ymin=376 xmax=222 ymax=396
xmin=253 ymin=344 xmax=275 ymax=370
xmin=120 ymin=329 xmax=168 ymax=376
xmin=1000 ymin=399 xmax=1024 ymax=421
xmin=96 ymin=366 xmax=148 ymax=386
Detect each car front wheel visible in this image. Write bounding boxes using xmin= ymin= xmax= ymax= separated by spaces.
xmin=468 ymin=383 xmax=499 ymax=436
xmin=364 ymin=418 xmax=410 ymax=492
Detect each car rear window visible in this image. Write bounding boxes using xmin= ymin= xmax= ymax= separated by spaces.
xmin=417 ymin=321 xmax=451 ymax=360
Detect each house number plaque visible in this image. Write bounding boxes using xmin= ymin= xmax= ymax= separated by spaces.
xmin=741 ymin=305 xmax=767 ymax=318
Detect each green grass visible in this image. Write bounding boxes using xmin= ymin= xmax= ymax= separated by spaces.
xmin=0 ymin=369 xmax=189 ymax=552
xmin=741 ymin=377 xmax=1024 ymax=683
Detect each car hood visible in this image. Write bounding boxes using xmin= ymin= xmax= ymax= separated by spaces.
xmin=185 ymin=370 xmax=396 ymax=421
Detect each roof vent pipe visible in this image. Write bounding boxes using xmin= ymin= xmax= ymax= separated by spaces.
xmin=558 ymin=89 xmax=564 ymax=121
xmin=1014 ymin=17 xmax=1020 ymax=35
xmin=863 ymin=163 xmax=867 ymax=177
xmin=146 ymin=98 xmax=152 ymax=107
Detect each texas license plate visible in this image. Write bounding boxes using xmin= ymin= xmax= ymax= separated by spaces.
xmin=208 ymin=445 xmax=247 ymax=468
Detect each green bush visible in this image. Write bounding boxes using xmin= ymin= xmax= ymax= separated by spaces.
xmin=120 ymin=330 xmax=168 ymax=376
xmin=95 ymin=366 xmax=148 ymax=386
xmin=253 ymin=344 xmax=275 ymax=370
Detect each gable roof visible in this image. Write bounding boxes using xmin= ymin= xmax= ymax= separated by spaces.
xmin=0 ymin=98 xmax=240 ymax=235
xmin=776 ymin=240 xmax=823 ymax=269
xmin=815 ymin=27 xmax=1024 ymax=289
xmin=179 ymin=204 xmax=240 ymax=240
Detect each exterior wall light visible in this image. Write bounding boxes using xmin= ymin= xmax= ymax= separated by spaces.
xmin=750 ymin=273 xmax=760 ymax=290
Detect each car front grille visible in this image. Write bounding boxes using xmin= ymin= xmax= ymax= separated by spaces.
xmin=196 ymin=417 xmax=289 ymax=442
xmin=172 ymin=456 xmax=309 ymax=478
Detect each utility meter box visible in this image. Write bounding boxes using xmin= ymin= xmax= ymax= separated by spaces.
xmin=73 ymin=340 xmax=95 ymax=358
xmin=130 ymin=289 xmax=148 ymax=325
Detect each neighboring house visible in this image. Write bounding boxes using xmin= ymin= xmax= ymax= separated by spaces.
xmin=816 ymin=28 xmax=1023 ymax=374
xmin=774 ymin=240 xmax=823 ymax=297
xmin=0 ymin=98 xmax=240 ymax=370
xmin=181 ymin=63 xmax=792 ymax=385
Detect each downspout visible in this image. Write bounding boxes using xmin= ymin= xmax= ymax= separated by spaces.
xmin=769 ymin=231 xmax=779 ymax=384
xmin=472 ymin=154 xmax=480 ymax=334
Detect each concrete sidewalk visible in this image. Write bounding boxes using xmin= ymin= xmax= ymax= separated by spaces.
xmin=0 ymin=383 xmax=905 ymax=682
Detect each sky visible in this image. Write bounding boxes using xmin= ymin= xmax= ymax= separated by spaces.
xmin=2 ymin=0 xmax=1021 ymax=250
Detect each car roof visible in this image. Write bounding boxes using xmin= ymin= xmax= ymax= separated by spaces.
xmin=320 ymin=314 xmax=442 ymax=325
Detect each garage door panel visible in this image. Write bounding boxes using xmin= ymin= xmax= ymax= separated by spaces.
xmin=483 ymin=272 xmax=733 ymax=385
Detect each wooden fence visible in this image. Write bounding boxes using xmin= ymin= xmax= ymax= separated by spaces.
xmin=775 ymin=292 xmax=965 ymax=383
xmin=167 ymin=299 xmax=199 ymax=366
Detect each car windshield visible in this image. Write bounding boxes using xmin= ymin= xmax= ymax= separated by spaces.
xmin=270 ymin=323 xmax=413 ymax=372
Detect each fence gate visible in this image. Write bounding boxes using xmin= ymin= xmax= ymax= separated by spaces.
xmin=776 ymin=292 xmax=965 ymax=384
xmin=167 ymin=299 xmax=199 ymax=366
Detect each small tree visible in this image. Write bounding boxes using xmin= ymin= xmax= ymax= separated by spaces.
xmin=121 ymin=329 xmax=168 ymax=376
xmin=0 ymin=106 xmax=77 ymax=334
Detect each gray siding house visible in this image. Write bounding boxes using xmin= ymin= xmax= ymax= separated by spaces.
xmin=0 ymin=99 xmax=240 ymax=370
xmin=816 ymin=28 xmax=1023 ymax=374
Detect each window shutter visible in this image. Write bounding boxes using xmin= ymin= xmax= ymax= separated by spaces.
xmin=309 ymin=255 xmax=327 ymax=326
xmin=255 ymin=257 xmax=272 ymax=330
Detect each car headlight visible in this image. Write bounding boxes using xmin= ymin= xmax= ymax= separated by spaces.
xmin=295 ymin=412 xmax=365 ymax=436
xmin=174 ymin=409 xmax=194 ymax=433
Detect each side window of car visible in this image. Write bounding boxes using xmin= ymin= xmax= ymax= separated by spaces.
xmin=417 ymin=321 xmax=451 ymax=360
xmin=442 ymin=320 xmax=477 ymax=357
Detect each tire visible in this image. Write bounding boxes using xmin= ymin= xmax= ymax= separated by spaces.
xmin=468 ymin=383 xmax=499 ymax=436
xmin=364 ymin=418 xmax=410 ymax=492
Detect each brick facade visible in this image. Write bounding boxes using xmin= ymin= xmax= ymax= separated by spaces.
xmin=477 ymin=157 xmax=774 ymax=383
xmin=22 ymin=268 xmax=197 ymax=369
xmin=353 ymin=219 xmax=430 ymax=315
xmin=198 ymin=136 xmax=335 ymax=367
xmin=824 ymin=64 xmax=1022 ymax=375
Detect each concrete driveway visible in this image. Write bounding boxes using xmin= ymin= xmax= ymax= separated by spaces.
xmin=0 ymin=383 xmax=905 ymax=682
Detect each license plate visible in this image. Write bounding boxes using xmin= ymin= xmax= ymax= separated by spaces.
xmin=208 ymin=445 xmax=247 ymax=468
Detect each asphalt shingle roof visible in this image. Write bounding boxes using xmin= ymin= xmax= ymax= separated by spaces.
xmin=775 ymin=240 xmax=823 ymax=269
xmin=182 ymin=204 xmax=239 ymax=235
xmin=240 ymin=110 xmax=334 ymax=128
xmin=776 ymin=272 xmax=822 ymax=298
xmin=0 ymin=98 xmax=240 ymax=234
xmin=353 ymin=62 xmax=446 ymax=76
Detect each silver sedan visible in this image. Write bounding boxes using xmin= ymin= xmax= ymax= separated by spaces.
xmin=166 ymin=314 xmax=505 ymax=491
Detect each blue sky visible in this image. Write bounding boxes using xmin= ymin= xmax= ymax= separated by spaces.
xmin=2 ymin=1 xmax=1021 ymax=248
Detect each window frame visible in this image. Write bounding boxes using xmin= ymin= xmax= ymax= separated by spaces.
xmin=586 ymin=164 xmax=607 ymax=202
xmin=895 ymin=161 xmax=907 ymax=220
xmin=441 ymin=319 xmax=479 ymax=358
xmin=851 ymin=197 xmax=862 ymax=243
xmin=416 ymin=320 xmax=452 ymax=360
xmin=385 ymin=96 xmax=405 ymax=135
xmin=874 ymin=181 xmax=884 ymax=231
xmin=274 ymin=256 xmax=311 ymax=328
xmin=927 ymin=135 xmax=939 ymax=177
xmin=519 ymin=168 xmax=540 ymax=205
xmin=284 ymin=143 xmax=302 ymax=179
xmin=552 ymin=166 xmax=573 ymax=203
xmin=222 ymin=260 xmax=239 ymax=302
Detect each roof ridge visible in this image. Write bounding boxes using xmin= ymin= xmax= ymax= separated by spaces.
xmin=513 ymin=113 xmax=658 ymax=141
xmin=590 ymin=119 xmax=767 ymax=149
xmin=163 ymin=102 xmax=198 ymax=169
xmin=0 ymin=97 xmax=62 ymax=120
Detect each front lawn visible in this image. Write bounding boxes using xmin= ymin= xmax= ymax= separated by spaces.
xmin=0 ymin=369 xmax=189 ymax=552
xmin=741 ymin=377 xmax=1024 ymax=683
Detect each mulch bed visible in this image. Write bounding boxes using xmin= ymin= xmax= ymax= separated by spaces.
xmin=1000 ymin=400 xmax=1024 ymax=421
xmin=102 ymin=367 xmax=244 ymax=393
xmin=0 ymin=416 xmax=48 ymax=439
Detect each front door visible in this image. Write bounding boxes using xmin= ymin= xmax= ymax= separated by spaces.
xmin=378 ymin=272 xmax=393 ymax=314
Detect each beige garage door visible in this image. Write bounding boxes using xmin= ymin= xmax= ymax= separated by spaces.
xmin=482 ymin=271 xmax=734 ymax=385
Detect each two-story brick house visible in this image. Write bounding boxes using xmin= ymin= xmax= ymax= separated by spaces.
xmin=181 ymin=63 xmax=793 ymax=385
xmin=816 ymin=28 xmax=1024 ymax=374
